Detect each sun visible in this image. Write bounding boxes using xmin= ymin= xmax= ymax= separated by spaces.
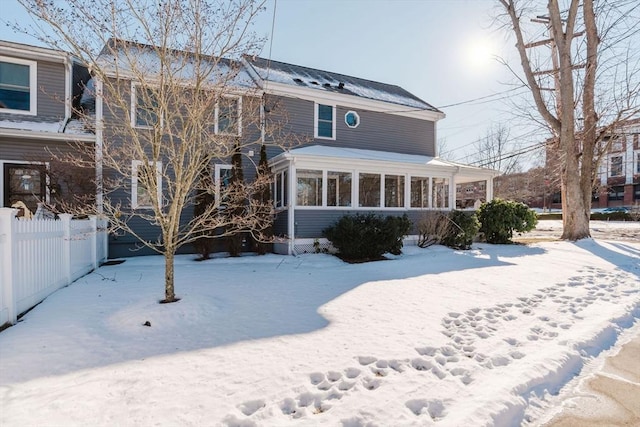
xmin=464 ymin=36 xmax=498 ymax=70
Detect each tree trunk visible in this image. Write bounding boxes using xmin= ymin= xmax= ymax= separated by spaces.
xmin=561 ymin=153 xmax=591 ymax=240
xmin=163 ymin=249 xmax=177 ymax=303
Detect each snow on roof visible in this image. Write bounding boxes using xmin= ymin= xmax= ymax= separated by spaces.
xmin=281 ymin=145 xmax=443 ymax=165
xmin=96 ymin=39 xmax=255 ymax=88
xmin=244 ymin=56 xmax=440 ymax=111
xmin=272 ymin=145 xmax=497 ymax=181
xmin=0 ymin=119 xmax=94 ymax=137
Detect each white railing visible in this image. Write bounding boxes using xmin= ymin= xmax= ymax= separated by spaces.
xmin=0 ymin=208 xmax=108 ymax=327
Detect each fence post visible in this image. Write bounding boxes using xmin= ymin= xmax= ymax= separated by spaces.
xmin=0 ymin=208 xmax=18 ymax=325
xmin=89 ymin=215 xmax=97 ymax=269
xmin=59 ymin=213 xmax=73 ymax=285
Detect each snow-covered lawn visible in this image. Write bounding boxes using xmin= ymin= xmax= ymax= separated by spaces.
xmin=0 ymin=235 xmax=639 ymax=426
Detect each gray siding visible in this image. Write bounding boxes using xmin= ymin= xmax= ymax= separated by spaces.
xmin=0 ymin=59 xmax=66 ymax=122
xmin=293 ymin=209 xmax=425 ymax=239
xmin=267 ymin=96 xmax=436 ymax=157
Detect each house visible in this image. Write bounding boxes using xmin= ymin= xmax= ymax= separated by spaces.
xmin=242 ymin=57 xmax=498 ymax=254
xmin=5 ymin=39 xmax=497 ymax=257
xmin=0 ymin=40 xmax=94 ymax=215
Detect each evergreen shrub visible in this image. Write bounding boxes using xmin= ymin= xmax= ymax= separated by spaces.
xmin=477 ymin=199 xmax=538 ymax=244
xmin=323 ymin=213 xmax=412 ymax=262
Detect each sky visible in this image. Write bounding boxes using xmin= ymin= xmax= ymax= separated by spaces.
xmin=0 ymin=0 xmax=542 ymax=166
xmin=1 ymin=222 xmax=639 ymax=425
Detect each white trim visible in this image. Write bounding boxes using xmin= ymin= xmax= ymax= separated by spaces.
xmin=0 ymin=128 xmax=94 ymax=142
xmin=0 ymin=55 xmax=38 ymax=116
xmin=0 ymin=41 xmax=69 ymax=63
xmin=131 ymin=160 xmax=162 ymax=209
xmin=314 ymin=102 xmax=336 ymax=140
xmin=344 ymin=110 xmax=360 ymax=128
xmin=262 ymin=80 xmax=445 ymax=122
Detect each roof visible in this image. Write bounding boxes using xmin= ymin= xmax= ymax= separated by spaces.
xmin=0 ymin=119 xmax=95 ymax=141
xmin=244 ymin=56 xmax=440 ymax=112
xmin=96 ymin=39 xmax=254 ymax=88
xmin=270 ymin=145 xmax=497 ymax=182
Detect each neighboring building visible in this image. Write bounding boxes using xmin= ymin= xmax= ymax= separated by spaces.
xmin=544 ymin=118 xmax=640 ymax=209
xmin=595 ymin=118 xmax=640 ymax=208
xmin=0 ymin=40 xmax=94 ymax=214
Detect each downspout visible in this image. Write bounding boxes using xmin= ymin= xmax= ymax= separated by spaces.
xmin=288 ymin=159 xmax=296 ymax=256
xmin=95 ymin=77 xmax=104 ymax=214
xmin=60 ymin=55 xmax=72 ymax=133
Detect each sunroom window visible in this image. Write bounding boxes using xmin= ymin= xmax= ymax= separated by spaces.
xmin=327 ymin=171 xmax=352 ymax=207
xmin=384 ymin=174 xmax=404 ymax=207
xmin=359 ymin=173 xmax=381 ymax=207
xmin=411 ymin=177 xmax=429 ymax=208
xmin=432 ymin=177 xmax=449 ymax=208
xmin=297 ymin=169 xmax=323 ymax=206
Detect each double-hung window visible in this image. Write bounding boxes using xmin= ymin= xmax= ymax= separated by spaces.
xmin=132 ymin=84 xmax=160 ymax=128
xmin=216 ymin=96 xmax=241 ymax=135
xmin=0 ymin=56 xmax=37 ymax=114
xmin=315 ymin=103 xmax=335 ymax=139
xmin=132 ymin=160 xmax=162 ymax=209
xmin=610 ymin=156 xmax=623 ymax=177
xmin=215 ymin=164 xmax=233 ymax=206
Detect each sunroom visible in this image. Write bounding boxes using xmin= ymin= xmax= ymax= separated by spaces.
xmin=269 ymin=145 xmax=498 ymax=255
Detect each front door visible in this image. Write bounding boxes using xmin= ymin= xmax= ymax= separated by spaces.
xmin=3 ymin=163 xmax=47 ymax=214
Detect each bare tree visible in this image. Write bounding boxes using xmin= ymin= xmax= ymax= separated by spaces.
xmin=469 ymin=123 xmax=522 ymax=174
xmin=496 ymin=0 xmax=640 ymax=240
xmin=14 ymin=0 xmax=278 ymax=303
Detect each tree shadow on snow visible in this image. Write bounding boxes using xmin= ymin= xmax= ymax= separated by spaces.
xmin=576 ymin=240 xmax=640 ymax=278
xmin=0 ymin=244 xmax=548 ymax=384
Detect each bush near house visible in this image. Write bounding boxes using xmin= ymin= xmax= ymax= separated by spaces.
xmin=477 ymin=199 xmax=538 ymax=244
xmin=323 ymin=213 xmax=412 ymax=262
xmin=442 ymin=210 xmax=480 ymax=250
xmin=416 ymin=210 xmax=480 ymax=250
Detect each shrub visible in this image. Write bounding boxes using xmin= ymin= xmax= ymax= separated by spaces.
xmin=416 ymin=211 xmax=451 ymax=248
xmin=477 ymin=199 xmax=538 ymax=244
xmin=442 ymin=210 xmax=480 ymax=249
xmin=323 ymin=213 xmax=412 ymax=262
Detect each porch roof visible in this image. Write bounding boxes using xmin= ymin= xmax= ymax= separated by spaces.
xmin=269 ymin=145 xmax=498 ymax=183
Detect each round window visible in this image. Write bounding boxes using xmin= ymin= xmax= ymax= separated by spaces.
xmin=345 ymin=111 xmax=360 ymax=128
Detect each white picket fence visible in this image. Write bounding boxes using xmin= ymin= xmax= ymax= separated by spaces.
xmin=0 ymin=208 xmax=108 ymax=327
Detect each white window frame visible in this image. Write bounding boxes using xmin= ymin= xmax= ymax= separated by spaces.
xmin=344 ymin=110 xmax=360 ymax=129
xmin=314 ymin=103 xmax=336 ymax=140
xmin=131 ymin=160 xmax=162 ymax=209
xmin=636 ymin=152 xmax=640 ymax=174
xmin=214 ymin=164 xmax=233 ymax=207
xmin=0 ymin=56 xmax=38 ymax=115
xmin=131 ymin=82 xmax=162 ymax=129
xmin=215 ymin=95 xmax=242 ymax=136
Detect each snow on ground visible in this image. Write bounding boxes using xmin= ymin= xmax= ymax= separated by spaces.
xmin=0 ymin=226 xmax=639 ymax=426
